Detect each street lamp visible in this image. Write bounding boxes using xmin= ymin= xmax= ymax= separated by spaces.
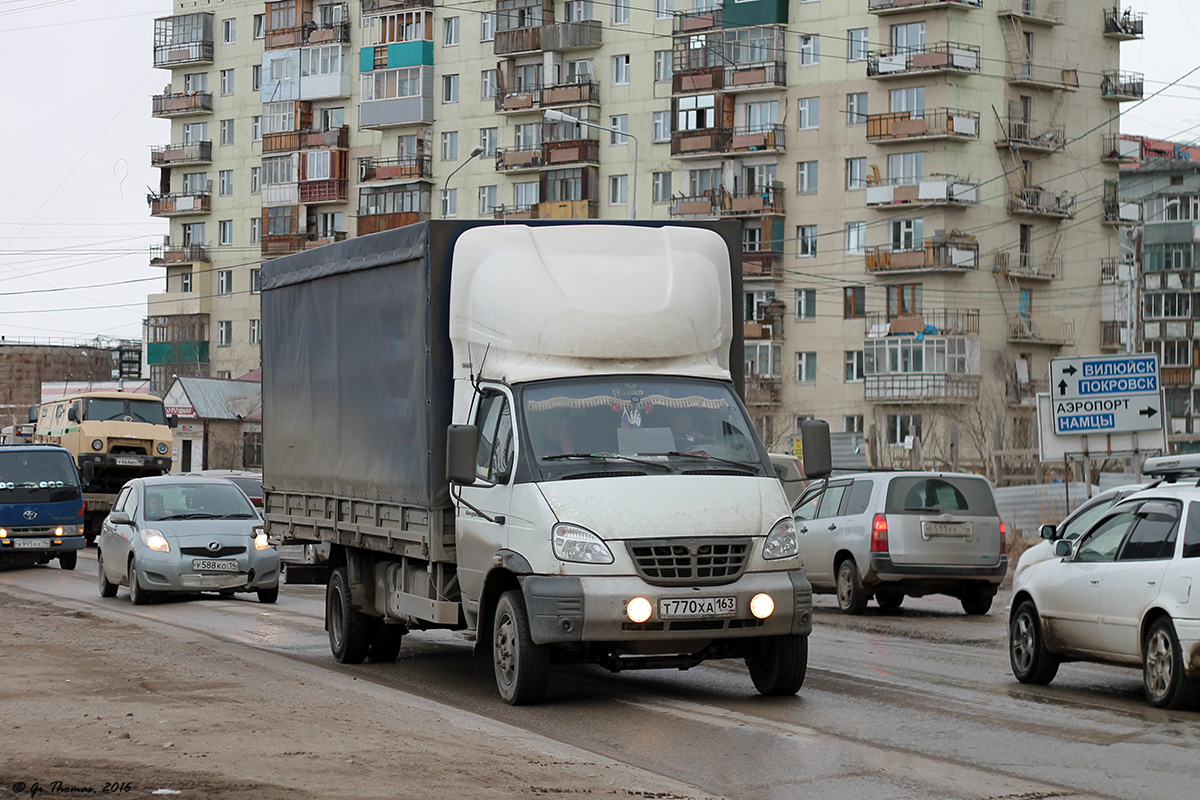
xmin=442 ymin=145 xmax=486 ymax=218
xmin=543 ymin=109 xmax=638 ymax=220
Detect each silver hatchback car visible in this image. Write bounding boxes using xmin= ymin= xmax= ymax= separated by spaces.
xmin=97 ymin=475 xmax=281 ymax=604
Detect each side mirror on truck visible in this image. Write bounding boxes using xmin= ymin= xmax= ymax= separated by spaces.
xmin=169 ymin=414 xmax=179 ymax=429
xmin=799 ymin=419 xmax=832 ymax=480
xmin=67 ymin=407 xmax=78 ymax=422
xmin=28 ymin=405 xmax=39 ymax=423
xmin=446 ymin=424 xmax=479 ymax=485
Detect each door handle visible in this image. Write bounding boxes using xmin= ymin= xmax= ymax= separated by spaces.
xmin=827 ymin=524 xmax=837 ymax=531
xmin=1147 ymin=580 xmax=1158 ymax=586
xmin=1089 ymin=579 xmax=1100 ymax=585
xmin=799 ymin=527 xmax=808 ymax=534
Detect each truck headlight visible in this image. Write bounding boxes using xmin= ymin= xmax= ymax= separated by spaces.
xmin=91 ymin=439 xmax=104 ymax=451
xmin=552 ymin=523 xmax=614 ymax=564
xmin=762 ymin=517 xmax=799 ymax=560
xmin=157 ymin=443 xmax=169 ymax=455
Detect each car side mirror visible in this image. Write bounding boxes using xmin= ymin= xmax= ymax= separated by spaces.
xmin=799 ymin=419 xmax=831 ymax=480
xmin=1039 ymin=524 xmax=1058 ymax=541
xmin=109 ymin=511 xmax=133 ymax=526
xmin=446 ymin=424 xmax=479 ymax=485
xmin=169 ymin=414 xmax=179 ymax=428
xmin=1053 ymin=539 xmax=1073 ymax=558
xmin=67 ymin=407 xmax=78 ymax=422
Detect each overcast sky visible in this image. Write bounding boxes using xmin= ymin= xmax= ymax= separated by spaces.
xmin=0 ymin=0 xmax=1194 ymax=343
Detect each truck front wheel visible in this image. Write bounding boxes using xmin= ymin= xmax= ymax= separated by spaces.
xmin=746 ymin=634 xmax=808 ymax=696
xmin=493 ymin=590 xmax=550 ymax=705
xmin=58 ymin=551 xmax=77 ymax=571
xmin=327 ymin=567 xmax=372 ymax=664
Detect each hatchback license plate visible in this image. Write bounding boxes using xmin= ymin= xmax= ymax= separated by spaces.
xmin=192 ymin=558 xmax=238 ymax=572
xmin=923 ymin=521 xmax=971 ymax=538
xmin=658 ymin=596 xmax=736 ymax=620
xmin=13 ymin=538 xmax=50 ymax=549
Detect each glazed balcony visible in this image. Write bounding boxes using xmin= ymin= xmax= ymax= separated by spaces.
xmin=542 ymin=20 xmax=601 ymax=51
xmin=996 ymin=0 xmax=1064 ymax=25
xmin=1007 ymin=61 xmax=1079 ymax=90
xmin=262 ymin=182 xmax=299 ymax=207
xmin=725 ymin=60 xmax=786 ymax=91
xmin=358 ymin=155 xmax=433 ymax=183
xmin=865 ymin=374 xmax=981 ymax=404
xmin=866 ymin=108 xmax=979 ymax=143
xmin=865 ymin=176 xmax=979 ymax=208
xmin=148 ymin=192 xmax=211 ymax=217
xmin=150 ymin=244 xmax=209 ymax=266
xmin=362 ymin=0 xmax=434 ymax=11
xmin=866 ymin=309 xmax=980 ymax=337
xmin=1102 ymin=134 xmax=1142 ymax=163
xmin=1008 ymin=186 xmax=1075 ymax=218
xmin=261 ymin=230 xmax=347 ymax=258
xmin=300 ymin=178 xmax=349 ymax=204
xmin=152 ymin=91 xmax=213 ymax=118
xmin=673 ymin=8 xmax=720 ymax=34
xmin=542 ymin=138 xmax=599 ymax=167
xmin=153 ymin=13 xmax=214 ymax=67
xmin=994 ymin=117 xmax=1065 ymax=152
xmin=1008 ymin=315 xmax=1075 ymax=346
xmin=495 ymin=147 xmax=544 ymax=172
xmin=150 ymin=141 xmax=212 ymax=167
xmin=492 ymin=204 xmax=540 ymax=220
xmin=869 ymin=0 xmax=981 ymax=13
xmin=671 ymin=128 xmax=731 ymax=159
xmin=864 ymin=239 xmax=980 ymax=274
xmin=1102 ymin=71 xmax=1144 ymax=101
xmin=1104 ymin=8 xmax=1145 ymax=40
xmin=262 ymin=126 xmax=349 ymax=154
xmin=743 ymin=250 xmax=783 ymax=281
xmin=538 ymin=200 xmax=598 ymax=219
xmin=993 ymin=250 xmax=1062 ymax=281
xmin=867 ymin=42 xmax=981 ymax=79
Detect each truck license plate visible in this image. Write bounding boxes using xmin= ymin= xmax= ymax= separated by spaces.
xmin=658 ymin=596 xmax=736 ymax=620
xmin=923 ymin=521 xmax=971 ymax=538
xmin=191 ymin=558 xmax=238 ymax=572
xmin=13 ymin=538 xmax=50 ymax=549
xmin=115 ymin=456 xmax=142 ymax=466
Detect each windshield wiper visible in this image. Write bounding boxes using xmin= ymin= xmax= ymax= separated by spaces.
xmin=222 ymin=513 xmax=257 ymax=519
xmin=543 ymin=452 xmax=671 ymax=471
xmin=160 ymin=512 xmax=221 ymax=520
xmin=634 ymin=451 xmax=759 ymax=474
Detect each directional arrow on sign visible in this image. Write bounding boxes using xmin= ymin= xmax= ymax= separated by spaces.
xmin=1140 ymin=406 xmax=1158 ymax=418
xmin=1061 ymin=365 xmax=1077 ymax=377
xmin=1058 ymin=380 xmax=1068 ymax=396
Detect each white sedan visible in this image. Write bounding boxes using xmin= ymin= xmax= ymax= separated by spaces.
xmin=1009 ymin=485 xmax=1200 ymax=709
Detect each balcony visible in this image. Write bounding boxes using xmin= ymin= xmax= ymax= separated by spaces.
xmin=671 ymin=128 xmax=731 ymax=159
xmin=869 ymin=0 xmax=982 ymax=14
xmin=148 ymin=192 xmax=211 ymax=217
xmin=1104 ymin=8 xmax=1145 ymax=40
xmin=673 ymin=66 xmax=724 ymax=94
xmin=867 ymin=43 xmax=981 ymax=79
xmin=358 ymin=155 xmax=433 ymax=183
xmin=1101 ymin=186 xmax=1141 ymax=226
xmin=1100 ymin=320 xmax=1128 ymax=350
xmin=1008 ymin=186 xmax=1075 ymax=219
xmin=866 ymin=309 xmax=980 ymax=337
xmin=262 ymin=126 xmax=349 ymax=154
xmin=994 ymin=118 xmax=1065 ymax=152
xmin=744 ymin=376 xmax=782 ymax=408
xmin=150 ymin=244 xmax=210 ymax=266
xmin=728 ymin=125 xmax=785 ymax=155
xmin=542 ymin=20 xmax=601 ymax=51
xmin=495 ymin=147 xmax=544 ymax=172
xmin=538 ymin=200 xmax=598 ymax=219
xmin=993 ymin=251 xmax=1062 ymax=281
xmin=300 ymin=178 xmax=348 ymax=204
xmin=542 ymin=138 xmax=600 ymax=167
xmin=362 ymin=0 xmax=433 ymax=10
xmin=153 ymin=13 xmax=214 ymax=68
xmin=152 ymin=91 xmax=213 ymax=118
xmin=266 ymin=20 xmax=351 ymax=50
xmin=865 ymin=238 xmax=980 ymax=274
xmin=673 ymin=8 xmax=720 ymax=34
xmin=1006 ymin=377 xmax=1042 ymax=407
xmin=262 ymin=182 xmax=299 ymax=207
xmin=1162 ymin=367 xmax=1192 ymax=387
xmin=495 ymin=81 xmax=598 ymax=113
xmin=1008 ymin=315 xmax=1075 ymax=346
xmin=496 ymin=27 xmax=544 ymax=56
xmin=866 ymin=108 xmax=979 ymax=143
xmin=1102 ymin=70 xmax=1144 ymax=101
xmin=744 ymin=315 xmax=782 ymax=341
xmin=1006 ymin=61 xmax=1079 ymax=90
xmin=865 ymin=374 xmax=982 ymax=404
xmin=725 ymin=61 xmax=786 ymax=91
xmin=150 ymin=141 xmax=212 ymax=167
xmin=670 ymin=194 xmax=719 ymax=218
xmin=261 ymin=230 xmax=347 ymax=258
xmin=492 ymin=204 xmax=540 ymax=220
xmin=1102 ymin=134 xmax=1142 ymax=163
xmin=722 ymin=187 xmax=785 ymax=218
xmin=996 ymin=0 xmax=1065 ymax=25
xmin=865 ymin=176 xmax=979 ymax=208
xmin=1101 ymin=257 xmax=1135 ymax=284
xmin=743 ymin=250 xmax=783 ymax=281
xmin=495 ymin=0 xmax=554 ymax=57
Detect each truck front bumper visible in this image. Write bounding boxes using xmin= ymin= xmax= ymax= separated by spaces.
xmin=0 ymin=534 xmax=86 ymax=559
xmin=522 ymin=568 xmax=813 ymax=645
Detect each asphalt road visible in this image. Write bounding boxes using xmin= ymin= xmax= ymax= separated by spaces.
xmin=4 ymin=550 xmax=1198 ymax=800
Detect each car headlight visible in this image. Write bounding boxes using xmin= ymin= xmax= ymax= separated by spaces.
xmin=762 ymin=517 xmax=799 ymax=560
xmin=552 ymin=523 xmax=614 ymax=564
xmin=254 ymin=532 xmax=272 ymax=551
xmin=157 ymin=443 xmax=169 ymax=455
xmin=141 ymin=529 xmax=170 ymax=552
xmin=91 ymin=439 xmax=104 ymax=451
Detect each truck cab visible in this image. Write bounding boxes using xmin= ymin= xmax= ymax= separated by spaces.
xmin=0 ymin=445 xmax=86 ymax=570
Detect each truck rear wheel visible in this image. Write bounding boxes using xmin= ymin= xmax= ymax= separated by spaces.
xmin=746 ymin=634 xmax=808 ymax=696
xmin=368 ymin=624 xmax=405 ymax=663
xmin=493 ymin=590 xmax=549 ymax=705
xmin=327 ymin=567 xmax=372 ymax=664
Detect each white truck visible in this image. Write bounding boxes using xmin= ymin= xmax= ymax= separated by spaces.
xmin=261 ymin=220 xmax=831 ymax=704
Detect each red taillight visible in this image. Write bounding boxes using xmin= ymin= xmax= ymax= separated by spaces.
xmin=1000 ymin=521 xmax=1007 ymax=555
xmin=871 ymin=513 xmax=889 ymax=552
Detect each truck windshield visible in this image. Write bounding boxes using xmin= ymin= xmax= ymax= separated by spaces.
xmin=521 ymin=376 xmax=768 ymax=478
xmin=84 ymin=398 xmax=168 ymax=425
xmin=0 ymin=451 xmax=82 ymax=504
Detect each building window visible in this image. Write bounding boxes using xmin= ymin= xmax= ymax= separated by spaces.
xmin=890 ymin=218 xmax=923 ymax=251
xmin=652 ymin=172 xmax=672 ymax=203
xmin=799 ymin=34 xmax=819 ymax=65
xmin=481 ymin=12 xmax=495 ymax=41
xmin=514 ymin=181 xmax=539 ymax=208
xmin=221 ymin=18 xmax=235 ymax=44
xmin=1145 ymin=292 xmax=1192 ymax=319
xmin=795 ymin=288 xmax=817 ymax=320
xmin=443 ymin=74 xmax=459 ymax=103
xmin=609 ymin=175 xmax=628 ymax=205
xmin=848 ymin=28 xmax=869 ymax=61
xmin=746 ymin=342 xmax=782 ymax=379
xmin=441 ymin=131 xmax=458 ymax=161
xmin=797 ymin=161 xmax=818 ymax=194
xmin=254 ymin=14 xmax=265 ymax=39
xmin=183 ymin=121 xmax=207 ymax=145
xmin=252 ymin=65 xmax=262 ymax=91
xmin=843 ymin=286 xmax=865 ymax=319
xmin=444 ymin=17 xmax=459 ymax=46
xmin=250 ymin=218 xmax=261 ymax=244
xmin=885 ymin=414 xmax=922 ymax=446
xmin=655 ymin=0 xmax=673 ymax=19
xmin=218 ymin=222 xmax=233 ymax=248
xmin=219 ymin=169 xmax=233 ymax=196
xmin=250 ymin=319 xmax=261 ymax=346
xmin=887 ymin=283 xmax=922 ymax=318
xmin=846 ymin=158 xmax=868 ymax=190
xmin=655 ymin=50 xmax=672 ymax=82
xmin=250 ymin=166 xmax=261 ymax=193
xmin=217 ymin=320 xmax=232 ymax=347
xmin=612 ymin=54 xmax=630 ymax=85
xmin=217 ymin=268 xmax=233 ymax=293
xmin=220 ymin=69 xmax=234 ymax=95
xmin=797 ymin=226 xmax=817 ymax=258
xmin=1158 ymin=340 xmax=1191 ymax=367
xmin=846 ymin=92 xmax=867 ymax=126
xmin=479 ymin=184 xmax=498 ymax=215
xmin=482 ymin=69 xmax=498 ymax=99
xmin=845 ymin=222 xmax=865 ymax=254
xmin=609 ymin=114 xmax=629 ymax=145
xmin=219 ymin=119 xmax=234 ymax=146
xmin=796 ymin=352 xmax=817 ymax=383
xmin=677 ymin=94 xmax=716 ymax=131
xmin=889 ymin=151 xmax=925 ymax=185
xmin=844 ymin=351 xmax=864 ymax=382
xmin=480 ymin=127 xmax=498 ymax=156
xmin=515 ymin=123 xmax=541 ymax=149
xmin=613 ymin=0 xmax=630 ymax=25
xmin=844 ymin=415 xmax=864 ymax=433
xmin=798 ymin=97 xmax=819 ymax=130
xmin=251 ymin=268 xmax=261 ymax=293
xmin=180 ymin=271 xmax=192 ymax=293
xmin=252 ymin=116 xmax=262 ymax=142
xmin=653 ymin=111 xmax=671 ymax=142
xmin=442 ymin=188 xmax=457 ymax=218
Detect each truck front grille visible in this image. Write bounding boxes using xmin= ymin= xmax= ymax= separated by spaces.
xmin=626 ymin=538 xmax=751 ymax=586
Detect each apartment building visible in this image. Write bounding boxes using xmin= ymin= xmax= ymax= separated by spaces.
xmin=146 ymin=0 xmax=1143 ymax=472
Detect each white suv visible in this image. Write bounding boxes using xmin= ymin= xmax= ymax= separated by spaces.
xmin=792 ymin=471 xmax=1007 ymax=615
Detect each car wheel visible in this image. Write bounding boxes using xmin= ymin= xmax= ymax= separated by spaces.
xmin=1009 ymin=600 xmax=1059 ymax=685
xmin=1143 ymin=617 xmax=1200 ymax=709
xmin=326 ymin=566 xmax=372 ymax=664
xmin=128 ymin=558 xmax=150 ymax=606
xmin=493 ymin=590 xmax=550 ymax=705
xmin=746 ymin=634 xmax=808 ymax=696
xmin=960 ymin=585 xmax=994 ymax=615
xmin=58 ymin=551 xmax=77 ymax=571
xmin=836 ymin=558 xmax=869 ymax=615
xmin=875 ymin=590 xmax=904 ymax=611
xmin=97 ymin=550 xmax=117 ymax=598
xmin=257 ymin=585 xmax=279 ymax=604
xmin=368 ymin=623 xmax=406 ymax=663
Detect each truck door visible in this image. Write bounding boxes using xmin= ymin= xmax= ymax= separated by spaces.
xmin=456 ymin=388 xmax=516 ymax=606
